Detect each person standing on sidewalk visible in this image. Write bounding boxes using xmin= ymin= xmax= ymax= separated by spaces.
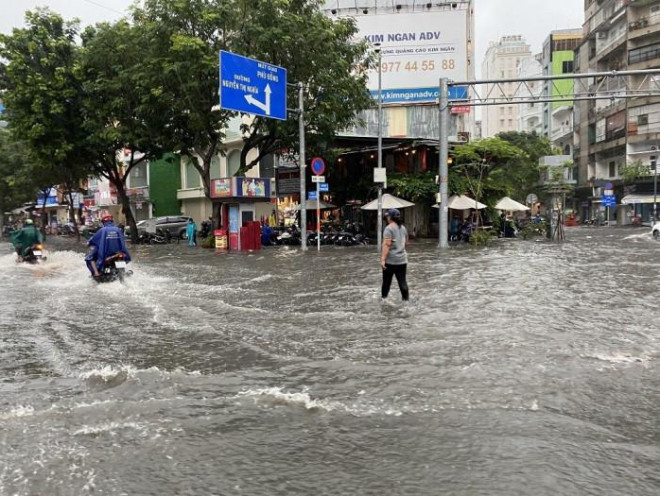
xmin=380 ymin=209 xmax=409 ymax=301
xmin=186 ymin=218 xmax=197 ymax=247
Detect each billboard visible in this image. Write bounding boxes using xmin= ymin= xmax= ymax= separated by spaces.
xmin=355 ymin=10 xmax=468 ymax=103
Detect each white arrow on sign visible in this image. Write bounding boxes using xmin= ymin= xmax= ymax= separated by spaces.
xmin=244 ymin=84 xmax=272 ymax=116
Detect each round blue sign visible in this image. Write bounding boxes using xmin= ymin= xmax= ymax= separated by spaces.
xmin=311 ymin=157 xmax=326 ymax=176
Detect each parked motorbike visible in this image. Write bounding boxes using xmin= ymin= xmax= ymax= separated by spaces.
xmin=96 ymin=252 xmax=132 ymax=283
xmin=21 ymin=244 xmax=46 ymax=264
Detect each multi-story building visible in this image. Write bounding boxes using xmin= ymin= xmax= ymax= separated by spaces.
xmin=574 ymin=0 xmax=660 ymax=222
xmin=517 ymin=55 xmax=544 ymax=134
xmin=482 ymin=35 xmax=532 ymax=137
xmin=540 ymin=30 xmax=582 ymax=154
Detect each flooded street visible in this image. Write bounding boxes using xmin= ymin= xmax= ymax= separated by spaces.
xmin=1 ymin=228 xmax=659 ymax=495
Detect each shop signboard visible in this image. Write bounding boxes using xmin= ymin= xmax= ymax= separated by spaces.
xmin=236 ymin=177 xmax=271 ymax=198
xmin=229 ymin=206 xmax=239 ymax=234
xmin=354 ymin=9 xmax=468 ymax=103
xmin=277 ymin=170 xmax=300 ymax=195
xmin=211 ymin=178 xmax=233 ymax=198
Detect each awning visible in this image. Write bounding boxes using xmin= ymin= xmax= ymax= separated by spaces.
xmin=621 ymin=194 xmax=659 ymax=205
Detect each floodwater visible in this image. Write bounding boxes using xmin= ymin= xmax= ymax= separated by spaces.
xmin=0 ymin=228 xmax=659 ymax=496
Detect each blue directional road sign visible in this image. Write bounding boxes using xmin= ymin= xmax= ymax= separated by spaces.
xmin=602 ymin=195 xmax=617 ymax=208
xmin=219 ymin=51 xmax=287 ymax=120
xmin=319 ymin=183 xmax=329 ymax=192
xmin=308 ymin=191 xmax=318 ymax=200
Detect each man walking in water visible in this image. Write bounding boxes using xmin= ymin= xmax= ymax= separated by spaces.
xmin=380 ymin=209 xmax=409 ymax=301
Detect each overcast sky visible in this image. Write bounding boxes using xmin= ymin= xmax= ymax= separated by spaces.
xmin=1 ymin=0 xmax=585 ymax=77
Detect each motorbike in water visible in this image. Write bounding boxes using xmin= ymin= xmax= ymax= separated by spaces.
xmin=96 ymin=252 xmax=133 ymax=283
xmin=21 ymin=244 xmax=47 ymax=264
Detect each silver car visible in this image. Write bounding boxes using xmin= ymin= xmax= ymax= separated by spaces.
xmin=126 ymin=216 xmax=192 ymax=239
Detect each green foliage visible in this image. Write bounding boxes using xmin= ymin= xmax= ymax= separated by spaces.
xmin=451 ymin=137 xmax=525 ymax=207
xmin=620 ymin=160 xmax=650 ymax=184
xmin=496 ymin=131 xmax=553 ymax=199
xmin=520 ymin=221 xmax=547 ymax=240
xmin=132 ymin=0 xmax=372 ymax=192
xmin=200 ymin=236 xmax=215 ymax=249
xmin=388 ymin=172 xmax=437 ymax=202
xmin=0 ymin=128 xmax=40 ymax=213
xmin=0 ymin=9 xmax=93 ymax=208
xmin=470 ymin=229 xmax=493 ymax=246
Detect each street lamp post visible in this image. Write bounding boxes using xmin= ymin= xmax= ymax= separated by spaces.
xmin=653 ymin=153 xmax=658 ymax=224
xmin=375 ymin=44 xmax=384 ymax=251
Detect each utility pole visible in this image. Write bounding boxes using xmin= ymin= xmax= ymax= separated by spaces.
xmin=298 ymin=83 xmax=307 ymax=251
xmin=438 ymin=78 xmax=449 ymax=249
xmin=652 ymin=154 xmax=658 ymax=223
xmin=376 ymin=44 xmax=384 ymax=251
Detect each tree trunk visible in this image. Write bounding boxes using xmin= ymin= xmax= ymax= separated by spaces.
xmin=113 ymin=179 xmax=139 ymax=245
xmin=66 ymin=188 xmax=81 ymax=242
xmin=40 ymin=187 xmax=50 ymax=239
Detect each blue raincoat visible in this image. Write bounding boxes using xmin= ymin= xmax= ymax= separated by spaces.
xmin=85 ymin=222 xmax=132 ymax=274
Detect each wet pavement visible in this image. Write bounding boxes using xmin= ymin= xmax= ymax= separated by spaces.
xmin=0 ymin=227 xmax=659 ymax=495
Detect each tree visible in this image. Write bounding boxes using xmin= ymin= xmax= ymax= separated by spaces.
xmin=232 ymin=0 xmax=373 ymax=175
xmin=131 ymin=0 xmax=235 ymax=201
xmin=133 ymin=0 xmax=372 ymax=202
xmin=80 ymin=20 xmax=177 ymax=242
xmin=451 ymin=137 xmax=525 ymax=207
xmin=0 ymin=129 xmax=40 ymax=220
xmin=0 ymin=9 xmax=94 ymax=237
xmin=496 ymin=131 xmax=554 ymax=200
xmin=620 ymin=160 xmax=650 ymax=185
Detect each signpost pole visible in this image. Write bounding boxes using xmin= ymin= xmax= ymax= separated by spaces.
xmin=298 ymin=83 xmax=307 ymax=251
xmin=653 ymin=153 xmax=658 ymax=223
xmin=439 ymin=78 xmax=449 ymax=249
xmin=317 ymin=181 xmax=321 ymax=252
xmin=376 ymin=45 xmax=383 ymax=252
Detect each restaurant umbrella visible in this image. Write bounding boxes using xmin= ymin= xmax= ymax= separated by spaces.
xmin=361 ymin=194 xmax=415 ymax=211
xmin=304 ymin=199 xmax=337 ymax=210
xmin=433 ymin=194 xmax=487 ymax=210
xmin=494 ymin=197 xmax=530 ymax=212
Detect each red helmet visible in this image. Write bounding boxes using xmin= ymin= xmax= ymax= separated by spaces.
xmin=102 ymin=215 xmax=114 ymax=223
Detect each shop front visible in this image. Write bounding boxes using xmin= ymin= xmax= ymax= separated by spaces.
xmin=211 ymin=177 xmax=275 ymax=251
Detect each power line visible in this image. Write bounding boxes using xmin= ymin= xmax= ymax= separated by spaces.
xmin=81 ymin=0 xmax=126 ymax=16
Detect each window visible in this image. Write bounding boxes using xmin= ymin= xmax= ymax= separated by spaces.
xmin=227 ymin=150 xmax=241 ymax=177
xmin=609 ymin=161 xmax=616 ymax=178
xmin=184 ymin=157 xmax=201 ymax=189
xmin=500 ymin=119 xmax=505 ymax=127
xmin=562 ymin=60 xmax=574 ymax=73
xmin=638 ymin=114 xmax=649 ymax=125
xmin=508 ymin=107 xmax=514 ymax=115
xmin=500 ymin=107 xmax=506 ymax=116
xmin=210 ymin=155 xmax=221 ymax=180
xmin=508 ymin=119 xmax=514 ymax=127
xmin=130 ymin=162 xmax=148 ymax=188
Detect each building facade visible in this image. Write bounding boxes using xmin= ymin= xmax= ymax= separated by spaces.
xmin=517 ymin=55 xmax=544 ymax=134
xmin=574 ymin=0 xmax=660 ymax=222
xmin=482 ymin=35 xmax=532 ymax=137
xmin=540 ymin=30 xmax=582 ymax=155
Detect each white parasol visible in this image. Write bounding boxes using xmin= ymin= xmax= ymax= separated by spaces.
xmin=495 ymin=197 xmax=530 ymax=212
xmin=361 ymin=194 xmax=415 ymax=211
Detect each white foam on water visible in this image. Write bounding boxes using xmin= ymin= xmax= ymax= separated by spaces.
xmin=583 ymin=353 xmax=651 ymax=364
xmin=237 ymin=387 xmax=345 ymax=413
xmin=73 ymin=421 xmax=146 ymax=437
xmin=0 ymin=405 xmax=35 ymax=420
xmin=623 ymin=232 xmax=653 ymax=242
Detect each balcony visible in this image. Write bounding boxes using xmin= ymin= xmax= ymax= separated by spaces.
xmin=596 ymin=29 xmax=627 ymax=59
xmin=629 ymin=13 xmax=660 ymax=38
xmin=629 ymin=42 xmax=660 ymax=67
xmin=551 ymin=124 xmax=573 ymax=141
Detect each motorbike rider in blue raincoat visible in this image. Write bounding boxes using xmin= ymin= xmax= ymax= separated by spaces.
xmin=86 ymin=215 xmax=131 ymax=278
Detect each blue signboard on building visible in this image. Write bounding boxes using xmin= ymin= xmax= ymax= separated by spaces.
xmin=370 ymin=85 xmax=468 ymax=104
xmin=219 ymin=51 xmax=287 ymax=120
